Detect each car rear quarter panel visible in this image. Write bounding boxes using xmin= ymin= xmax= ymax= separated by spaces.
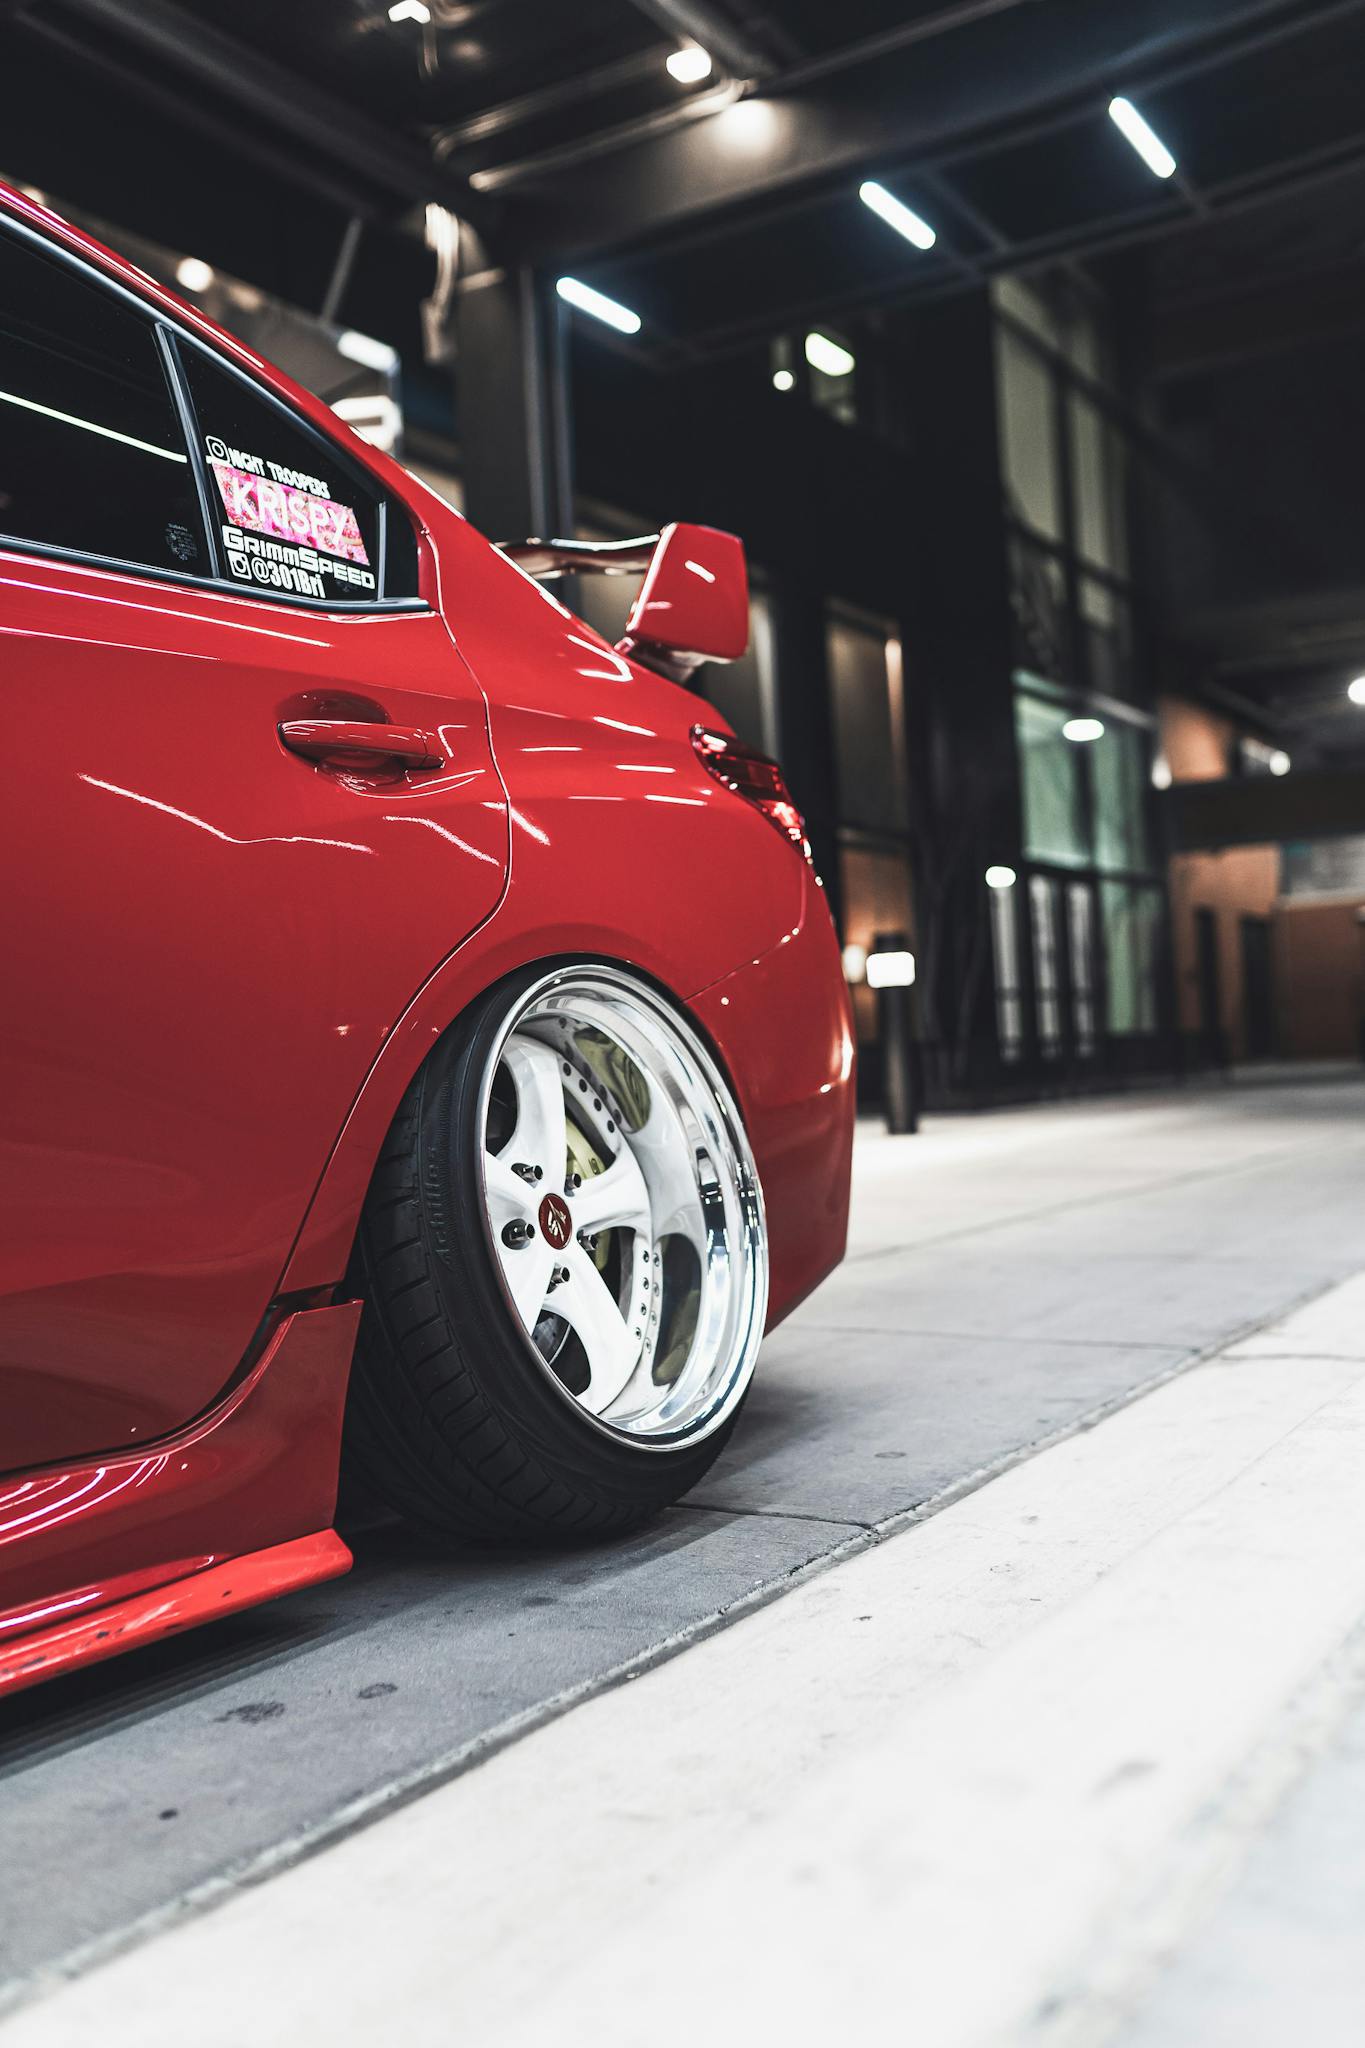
xmin=415 ymin=502 xmax=808 ymax=973
xmin=282 ymin=507 xmax=831 ymax=1298
xmin=693 ymin=867 xmax=856 ymax=1327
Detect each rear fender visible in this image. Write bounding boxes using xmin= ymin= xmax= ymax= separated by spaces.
xmin=279 ymin=906 xmax=795 ymax=1297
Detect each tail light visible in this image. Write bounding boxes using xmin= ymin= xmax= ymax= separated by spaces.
xmin=691 ymin=725 xmax=812 ymax=862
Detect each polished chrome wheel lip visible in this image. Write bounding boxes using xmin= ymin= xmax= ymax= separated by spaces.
xmin=475 ymin=963 xmax=768 ymax=1452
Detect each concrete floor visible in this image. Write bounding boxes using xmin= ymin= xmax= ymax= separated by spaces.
xmin=2 ymin=1066 xmax=1364 ymax=2027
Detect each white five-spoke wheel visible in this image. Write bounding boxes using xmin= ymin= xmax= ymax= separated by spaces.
xmin=343 ymin=963 xmax=768 ymax=1542
xmin=480 ymin=968 xmax=767 ymax=1447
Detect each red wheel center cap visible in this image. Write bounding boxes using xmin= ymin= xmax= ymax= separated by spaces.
xmin=538 ymin=1192 xmax=573 ymax=1250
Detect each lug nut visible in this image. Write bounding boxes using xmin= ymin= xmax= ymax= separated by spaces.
xmin=512 ymin=1162 xmax=542 ymax=1184
xmin=548 ymin=1264 xmax=570 ymax=1289
xmin=501 ymin=1219 xmax=535 ymax=1248
xmin=578 ymin=1231 xmax=599 ymax=1252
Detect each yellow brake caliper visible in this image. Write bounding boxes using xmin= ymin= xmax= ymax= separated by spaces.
xmin=565 ymin=1117 xmax=611 ymax=1273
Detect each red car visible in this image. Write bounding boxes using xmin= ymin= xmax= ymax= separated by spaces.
xmin=0 ymin=181 xmax=854 ymax=1696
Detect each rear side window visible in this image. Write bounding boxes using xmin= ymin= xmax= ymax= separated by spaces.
xmin=178 ymin=343 xmax=417 ymax=604
xmin=0 ymin=229 xmax=207 ymax=575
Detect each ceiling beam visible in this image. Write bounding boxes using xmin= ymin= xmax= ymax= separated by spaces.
xmin=34 ymin=0 xmax=494 ymax=233
xmin=1151 ymin=261 xmax=1365 ymax=380
xmin=432 ymin=50 xmax=669 ymax=157
xmin=1164 ymin=767 xmax=1365 ymax=849
xmin=502 ymin=0 xmax=1347 ymax=262
xmin=622 ymin=0 xmax=773 ymax=78
xmin=624 ymin=120 xmax=1365 ymax=368
xmin=474 ymin=0 xmax=1040 ymax=193
xmin=11 ymin=10 xmax=386 ymax=220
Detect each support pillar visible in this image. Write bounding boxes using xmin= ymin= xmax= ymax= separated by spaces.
xmin=901 ymin=290 xmax=1023 ymax=1097
xmin=455 ymin=256 xmax=574 ymax=543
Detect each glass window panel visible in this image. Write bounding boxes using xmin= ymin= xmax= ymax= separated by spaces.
xmin=993 ymin=276 xmax=1059 ymax=352
xmin=1132 ymin=886 xmax=1163 ymax=1032
xmin=1101 ymin=880 xmax=1137 ymax=1033
xmin=996 ymin=327 xmax=1061 ymax=540
xmin=0 ymin=227 xmax=206 ymax=575
xmin=1101 ymin=881 xmax=1163 ymax=1034
xmin=1081 ymin=576 xmax=1134 ymax=701
xmin=990 ymin=879 xmax=1024 ymax=1062
xmin=1035 ymin=872 xmax=1064 ymax=1056
xmin=1009 ymin=536 xmax=1070 ymax=680
xmin=180 ymin=342 xmax=390 ymax=599
xmin=1070 ymin=393 xmax=1127 ymax=574
xmin=1067 ymin=881 xmax=1098 ymax=1057
xmin=1016 ymin=689 xmax=1090 ymax=867
xmin=1093 ymin=717 xmax=1153 ymax=875
xmin=1062 ymin=303 xmax=1102 ymax=382
xmin=1030 ymin=874 xmax=1063 ymax=1058
xmin=828 ymin=617 xmax=907 ymax=833
xmin=1281 ymin=835 xmax=1365 ymax=897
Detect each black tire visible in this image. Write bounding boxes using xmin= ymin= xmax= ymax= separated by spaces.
xmin=341 ymin=968 xmax=752 ymax=1544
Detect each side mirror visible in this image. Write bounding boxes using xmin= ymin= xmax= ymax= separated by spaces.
xmin=617 ymin=523 xmax=749 ymax=684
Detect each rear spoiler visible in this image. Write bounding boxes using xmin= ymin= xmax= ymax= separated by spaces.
xmin=498 ymin=535 xmax=659 ymax=579
xmin=497 ymin=523 xmax=750 ymax=684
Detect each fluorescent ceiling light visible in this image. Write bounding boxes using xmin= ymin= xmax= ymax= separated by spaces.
xmin=556 ymin=276 xmax=642 ymax=336
xmin=175 ymin=256 xmax=215 ymax=293
xmin=1269 ymin=749 xmax=1291 ymax=777
xmin=841 ymin=943 xmax=867 ymax=984
xmin=1348 ymin=676 xmax=1365 ymax=705
xmin=804 ymin=331 xmax=855 ymax=377
xmin=866 ymin=949 xmax=916 ymax=990
xmin=1108 ymin=96 xmax=1177 ymax=179
xmin=1062 ymin=716 xmax=1105 ymax=743
xmin=337 ymin=329 xmax=400 ymax=375
xmin=389 ymin=1 xmax=431 ymax=21
xmin=666 ymin=44 xmax=713 ymax=84
xmin=772 ymin=368 xmax=795 ymax=392
xmin=0 ymin=387 xmax=186 ymax=462
xmin=985 ymin=865 xmax=1017 ymax=890
xmin=858 ymin=180 xmax=936 ymax=250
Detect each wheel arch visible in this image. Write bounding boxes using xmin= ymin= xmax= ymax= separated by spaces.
xmin=276 ymin=923 xmax=757 ymax=1303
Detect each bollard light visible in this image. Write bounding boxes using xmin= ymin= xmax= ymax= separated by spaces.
xmin=871 ymin=931 xmax=919 ymax=1134
xmin=866 ymin=949 xmax=916 ymax=989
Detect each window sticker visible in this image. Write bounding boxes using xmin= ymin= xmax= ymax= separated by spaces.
xmin=204 ymin=433 xmax=377 ymax=595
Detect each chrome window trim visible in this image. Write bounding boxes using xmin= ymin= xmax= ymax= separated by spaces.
xmin=0 ymin=535 xmax=429 ymax=615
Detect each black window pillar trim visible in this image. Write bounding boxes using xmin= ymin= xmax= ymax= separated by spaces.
xmin=154 ymin=323 xmax=224 ymax=585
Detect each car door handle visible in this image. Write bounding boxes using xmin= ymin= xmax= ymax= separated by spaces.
xmin=278 ymin=719 xmax=445 ymax=771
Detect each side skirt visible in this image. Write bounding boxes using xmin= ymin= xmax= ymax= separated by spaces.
xmin=0 ymin=1301 xmax=361 ymax=1695
xmin=0 ymin=1531 xmax=351 ymax=1697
